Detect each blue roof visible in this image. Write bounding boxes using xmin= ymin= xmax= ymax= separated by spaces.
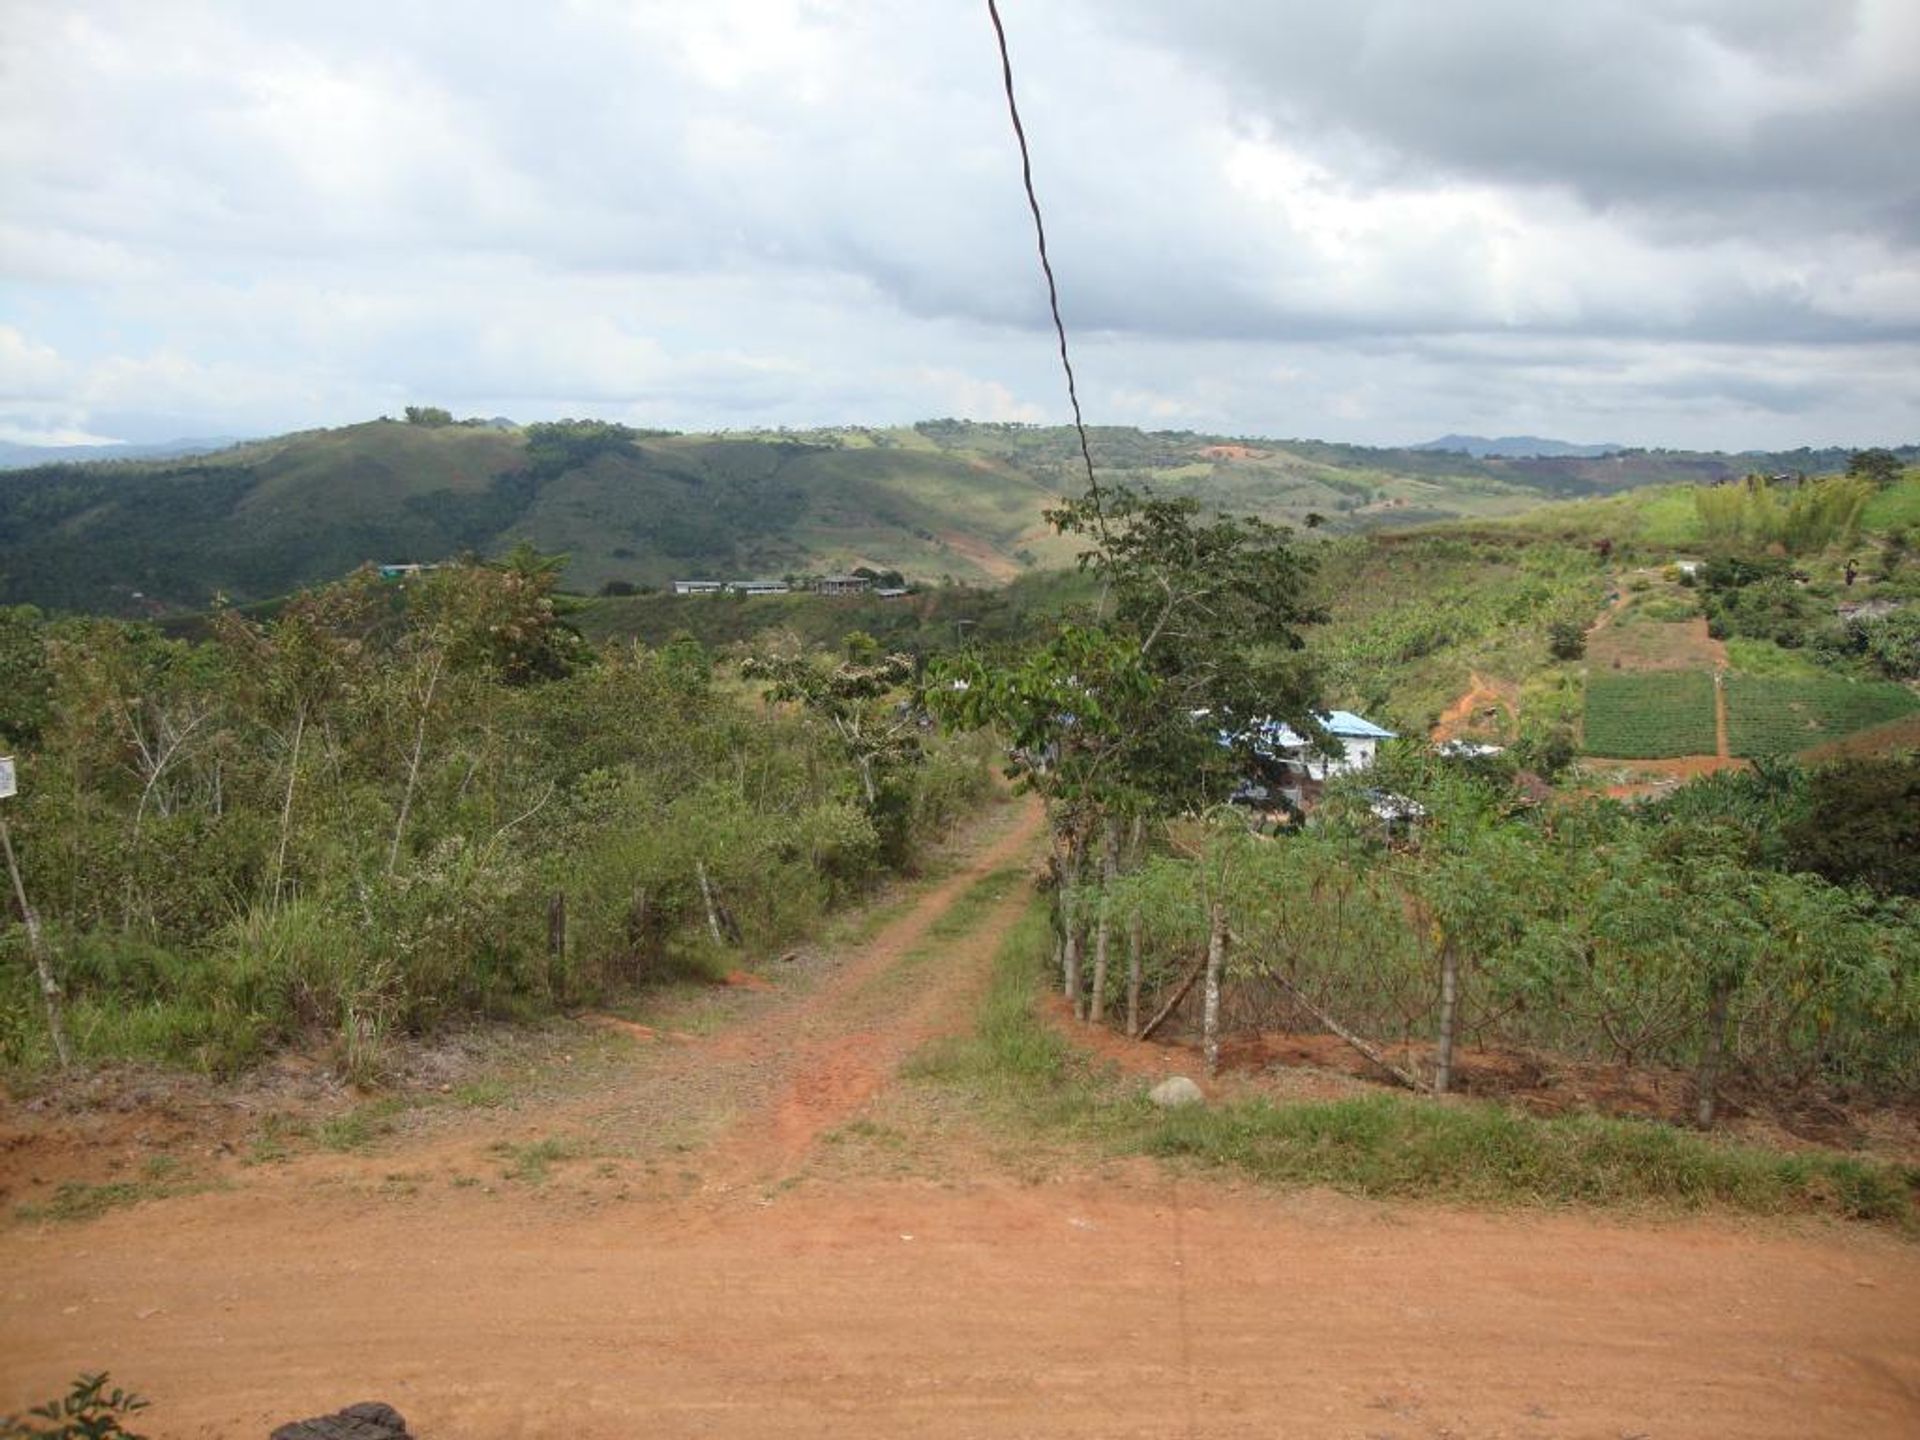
xmin=1240 ymin=710 xmax=1396 ymax=750
xmin=1322 ymin=710 xmax=1398 ymax=739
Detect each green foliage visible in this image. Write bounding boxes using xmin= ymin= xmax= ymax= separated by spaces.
xmin=403 ymin=405 xmax=454 ymax=427
xmin=1784 ymin=757 xmax=1920 ymax=897
xmin=1582 ymin=672 xmax=1717 ymax=757
xmin=1693 ymin=475 xmax=1872 ymax=555
xmin=1723 ymin=676 xmax=1920 ymax=757
xmin=928 ymin=894 xmax=1916 ymax=1225
xmin=0 ymin=569 xmax=992 ymax=1079
xmin=1546 ymin=619 xmax=1586 ymax=660
xmin=1848 ymin=448 xmax=1903 ymax=489
xmin=2 ymin=1374 xmax=149 ymax=1440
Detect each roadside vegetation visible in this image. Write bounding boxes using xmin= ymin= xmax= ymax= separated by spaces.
xmin=0 ymin=549 xmax=991 ymax=1081
xmin=915 ymin=902 xmax=1916 ymax=1227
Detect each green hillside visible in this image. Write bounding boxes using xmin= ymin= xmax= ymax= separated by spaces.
xmin=0 ymin=414 xmax=1906 ymax=616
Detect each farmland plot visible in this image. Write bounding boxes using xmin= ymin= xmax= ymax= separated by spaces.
xmin=1725 ymin=675 xmax=1920 ymax=757
xmin=1581 ymin=671 xmax=1718 ymax=758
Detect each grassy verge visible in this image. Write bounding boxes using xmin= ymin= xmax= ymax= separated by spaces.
xmin=916 ymin=899 xmax=1918 ymax=1230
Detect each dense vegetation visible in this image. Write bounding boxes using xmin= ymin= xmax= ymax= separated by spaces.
xmin=1105 ymin=755 xmax=1920 ymax=1121
xmin=0 ymin=555 xmax=990 ymax=1078
xmin=3 ymin=418 xmax=1887 ymax=618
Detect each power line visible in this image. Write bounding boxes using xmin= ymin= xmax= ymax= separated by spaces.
xmin=984 ymin=0 xmax=1108 ymax=535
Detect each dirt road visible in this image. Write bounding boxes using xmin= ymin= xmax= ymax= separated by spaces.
xmin=5 ymin=796 xmax=1919 ymax=1439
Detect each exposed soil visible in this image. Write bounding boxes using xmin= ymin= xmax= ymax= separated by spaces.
xmin=931 ymin=528 xmax=1023 ymax=583
xmin=5 ymin=796 xmax=1919 ymax=1439
xmin=1430 ymin=670 xmax=1516 ymax=742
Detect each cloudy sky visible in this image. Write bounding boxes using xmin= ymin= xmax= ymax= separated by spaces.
xmin=2 ymin=0 xmax=1916 ymax=451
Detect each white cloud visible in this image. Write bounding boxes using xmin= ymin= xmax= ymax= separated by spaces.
xmin=0 ymin=0 xmax=1912 ymax=449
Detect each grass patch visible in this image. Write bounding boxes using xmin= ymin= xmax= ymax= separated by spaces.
xmin=490 ymin=1135 xmax=582 ymax=1183
xmin=15 ymin=1170 xmax=218 ymax=1223
xmin=1725 ymin=675 xmax=1920 ymax=757
xmin=923 ymin=866 xmax=1025 ymax=943
xmin=918 ymin=897 xmax=1917 ymax=1230
xmin=1724 ymin=637 xmax=1829 ymax=679
xmin=316 ymin=1097 xmax=407 ymax=1153
xmin=1582 ymin=671 xmax=1718 ymax=757
xmin=451 ymin=1078 xmax=513 ymax=1109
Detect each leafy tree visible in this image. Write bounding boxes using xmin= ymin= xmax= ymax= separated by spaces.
xmin=1846 ymin=447 xmax=1902 ymax=488
xmin=741 ymin=643 xmax=921 ymax=810
xmin=402 ymin=405 xmax=454 ymax=427
xmin=1784 ymin=757 xmax=1920 ymax=897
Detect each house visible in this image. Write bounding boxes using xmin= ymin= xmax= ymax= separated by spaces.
xmin=672 ymin=579 xmax=725 ymax=596
xmin=377 ymin=562 xmax=436 ymax=581
xmin=873 ymin=586 xmax=911 ymax=599
xmin=815 ymin=574 xmax=872 ymax=596
xmin=728 ymin=579 xmax=791 ymax=595
xmin=1230 ymin=709 xmax=1398 ymax=816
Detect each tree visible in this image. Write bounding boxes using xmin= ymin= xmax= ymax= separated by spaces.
xmin=1846 ymin=448 xmax=1902 ymax=489
xmin=933 ymin=482 xmax=1323 ymax=1025
xmin=741 ymin=643 xmax=920 ymax=810
xmin=1784 ymin=757 xmax=1920 ymax=898
xmin=403 ymin=405 xmax=454 ymax=427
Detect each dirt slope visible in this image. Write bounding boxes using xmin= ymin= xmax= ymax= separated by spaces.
xmin=4 ymin=796 xmax=1918 ymax=1439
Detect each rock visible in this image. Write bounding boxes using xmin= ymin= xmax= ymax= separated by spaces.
xmin=270 ymin=1401 xmax=412 ymax=1440
xmin=1148 ymin=1076 xmax=1205 ymax=1109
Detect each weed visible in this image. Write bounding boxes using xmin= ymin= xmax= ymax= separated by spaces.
xmin=490 ymin=1135 xmax=582 ymax=1184
xmin=14 ymin=1170 xmax=216 ymax=1224
xmin=316 ymin=1098 xmax=405 ymax=1153
xmin=451 ymin=1078 xmax=511 ymax=1109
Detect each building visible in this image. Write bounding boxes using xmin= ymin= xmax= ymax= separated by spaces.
xmin=1230 ymin=709 xmax=1398 ymax=816
xmin=672 ymin=580 xmax=726 ymax=596
xmin=815 ymin=574 xmax=872 ymax=596
xmin=728 ymin=579 xmax=791 ymax=595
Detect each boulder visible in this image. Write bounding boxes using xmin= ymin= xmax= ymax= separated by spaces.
xmin=270 ymin=1402 xmax=411 ymax=1440
xmin=1148 ymin=1075 xmax=1205 ymax=1109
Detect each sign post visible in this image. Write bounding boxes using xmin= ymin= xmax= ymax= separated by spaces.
xmin=0 ymin=758 xmax=72 ymax=1068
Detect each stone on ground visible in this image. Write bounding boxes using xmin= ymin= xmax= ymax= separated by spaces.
xmin=1148 ymin=1076 xmax=1205 ymax=1108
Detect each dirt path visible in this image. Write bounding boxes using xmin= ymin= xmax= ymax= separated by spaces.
xmin=1430 ymin=669 xmax=1515 ymax=742
xmin=5 ymin=796 xmax=1920 ymax=1438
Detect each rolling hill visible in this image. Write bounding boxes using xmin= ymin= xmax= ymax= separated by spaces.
xmin=0 ymin=415 xmax=1904 ymax=616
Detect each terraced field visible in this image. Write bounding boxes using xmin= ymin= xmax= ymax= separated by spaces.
xmin=1725 ymin=676 xmax=1920 ymax=758
xmin=1581 ymin=671 xmax=1718 ymax=758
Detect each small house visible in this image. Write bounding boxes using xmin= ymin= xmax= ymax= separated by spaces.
xmin=728 ymin=579 xmax=791 ymax=596
xmin=1232 ymin=709 xmax=1398 ymax=816
xmin=815 ymin=574 xmax=872 ymax=596
xmin=672 ymin=579 xmax=725 ymax=596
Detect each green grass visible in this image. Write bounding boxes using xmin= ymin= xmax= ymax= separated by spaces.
xmin=1861 ymin=474 xmax=1920 ymax=531
xmin=1723 ymin=637 xmax=1829 ymax=679
xmin=316 ymin=1098 xmax=407 ymax=1152
xmin=14 ymin=1170 xmax=219 ymax=1223
xmin=490 ymin=1135 xmax=582 ymax=1184
xmin=914 ymin=899 xmax=1917 ymax=1229
xmin=1725 ymin=675 xmax=1920 ymax=757
xmin=1581 ymin=671 xmax=1718 ymax=757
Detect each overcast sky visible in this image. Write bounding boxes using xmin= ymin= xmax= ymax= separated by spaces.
xmin=2 ymin=0 xmax=1916 ymax=450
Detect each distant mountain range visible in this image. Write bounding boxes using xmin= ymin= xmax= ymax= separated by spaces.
xmin=1415 ymin=434 xmax=1624 ymax=459
xmin=0 ymin=436 xmax=252 ymax=470
xmin=0 ymin=417 xmax=1895 ymax=617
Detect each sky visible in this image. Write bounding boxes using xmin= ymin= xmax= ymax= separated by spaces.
xmin=1 ymin=0 xmax=1916 ymax=451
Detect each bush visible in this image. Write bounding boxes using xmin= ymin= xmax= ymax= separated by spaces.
xmin=1546 ymin=620 xmax=1587 ymax=660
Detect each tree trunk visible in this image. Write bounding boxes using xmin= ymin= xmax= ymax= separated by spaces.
xmin=1125 ymin=907 xmax=1144 ymax=1037
xmin=696 ymin=860 xmax=727 ymax=948
xmin=1695 ymin=973 xmax=1735 ymax=1129
xmin=1061 ymin=877 xmax=1083 ymax=1019
xmin=1434 ymin=937 xmax=1459 ymax=1095
xmin=1202 ymin=898 xmax=1227 ymax=1077
xmin=387 ymin=655 xmax=442 ymax=875
xmin=2 ymin=820 xmax=70 ymax=1069
xmin=271 ymin=705 xmax=305 ymax=907
xmin=1089 ymin=819 xmax=1118 ymax=1024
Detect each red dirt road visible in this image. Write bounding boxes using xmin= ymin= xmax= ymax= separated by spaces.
xmin=4 ymin=797 xmax=1919 ymax=1438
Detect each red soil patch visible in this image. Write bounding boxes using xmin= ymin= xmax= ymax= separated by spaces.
xmin=1198 ymin=444 xmax=1266 ymax=461
xmin=1431 ymin=670 xmax=1516 ymax=742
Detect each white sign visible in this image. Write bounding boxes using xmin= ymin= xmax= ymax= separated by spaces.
xmin=0 ymin=756 xmax=14 ymax=800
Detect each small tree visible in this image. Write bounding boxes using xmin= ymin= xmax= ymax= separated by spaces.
xmin=1846 ymin=447 xmax=1902 ymax=489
